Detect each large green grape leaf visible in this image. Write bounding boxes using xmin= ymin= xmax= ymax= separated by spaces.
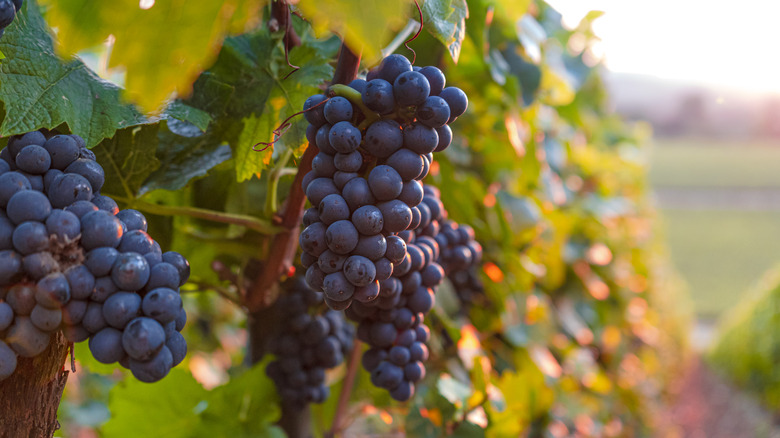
xmin=297 ymin=0 xmax=412 ymax=65
xmin=93 ymin=125 xmax=161 ymax=198
xmin=40 ymin=0 xmax=268 ymax=113
xmin=0 ymin=0 xmax=146 ymax=147
xmin=422 ymin=0 xmax=469 ymax=62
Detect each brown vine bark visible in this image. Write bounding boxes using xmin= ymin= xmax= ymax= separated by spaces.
xmin=0 ymin=332 xmax=70 ymax=437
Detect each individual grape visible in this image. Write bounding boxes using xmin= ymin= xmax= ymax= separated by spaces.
xmin=42 ymin=169 xmax=62 ymax=192
xmin=30 ymin=305 xmax=62 ymax=332
xmin=80 ymin=210 xmax=123 ymax=250
xmin=315 ymin=124 xmax=337 ymax=154
xmin=0 ymin=1 xmax=12 ymax=30
xmin=348 ymin=78 xmax=368 ymax=93
xmin=22 ymin=252 xmax=59 ymax=280
xmin=393 ymin=71 xmax=430 ymax=107
xmin=317 ymin=250 xmax=345 ymax=274
xmin=434 ymin=124 xmax=452 ymax=152
xmin=300 ymin=222 xmax=327 ymax=256
xmin=90 ymin=276 xmax=117 ymax=303
xmin=419 ymin=66 xmax=446 ymax=96
xmin=62 ymin=299 xmax=87 ymax=326
xmin=333 ymin=171 xmax=358 ymax=190
xmin=0 ymin=215 xmax=12 ymax=250
xmin=64 ymin=158 xmax=105 ymax=193
xmin=64 ymin=200 xmax=98 ymax=218
xmin=378 ymin=54 xmax=413 ymax=84
xmin=84 ymin=247 xmax=119 ymax=276
xmin=325 ymin=220 xmax=359 ymax=255
xmin=385 ymin=149 xmax=424 ymax=181
xmin=43 ymin=209 xmax=80 ymax=244
xmin=8 ymin=131 xmax=45 ymax=157
xmin=6 ymin=317 xmax=50 ymax=357
xmin=129 ymin=345 xmax=173 ymax=383
xmin=343 ymin=255 xmax=376 ymax=287
xmin=303 ymin=94 xmax=328 ymax=127
xmin=353 ymin=281 xmax=380 ymax=303
xmin=302 ymin=207 xmax=320 ymax=227
xmin=0 ymin=301 xmax=13 ymax=330
xmin=92 ymin=194 xmax=119 ymax=214
xmin=328 ymin=121 xmax=362 ymax=153
xmin=333 ymin=150 xmax=363 ymax=173
xmin=142 ymin=288 xmax=182 ymax=324
xmin=415 ymin=96 xmax=451 ymax=129
xmin=389 ymin=345 xmax=410 ymax=365
xmin=0 ymin=340 xmax=16 ymax=381
xmin=398 ymin=180 xmax=424 ymax=207
xmin=35 ymin=272 xmax=70 ymax=309
xmin=318 ymin=194 xmax=350 ymax=225
xmin=342 ymin=177 xmax=376 ymax=211
xmin=0 ymin=250 xmax=21 ymax=284
xmin=439 ymin=87 xmax=468 ymax=121
xmin=82 ymin=302 xmax=107 ymax=333
xmin=48 ymin=173 xmax=93 ymax=208
xmin=378 ymin=200 xmax=413 ymax=233
xmin=0 ymin=171 xmax=32 ymax=207
xmin=12 ymin=221 xmax=48 ymax=255
xmin=5 ymin=283 xmax=35 ymax=315
xmin=103 ymin=292 xmax=142 ymax=329
xmin=118 ymin=230 xmax=155 ymax=254
xmin=403 ymin=123 xmax=439 ymax=155
xmin=323 ymin=96 xmax=354 ymax=124
xmin=6 ymin=190 xmax=51 ymax=225
xmin=385 ymin=235 xmax=407 ymax=264
xmin=175 ymin=308 xmax=187 ymax=332
xmin=322 ymin=272 xmax=354 ymax=302
xmin=305 ymin=264 xmax=326 ymax=290
xmin=368 ymin=322 xmax=397 ymax=348
xmin=371 ymin=361 xmax=404 ymax=390
xmin=145 ymin=262 xmax=180 ymax=290
xmin=15 ymin=145 xmax=51 ymax=174
xmin=43 ymin=135 xmax=80 ymax=170
xmin=19 ymin=171 xmax=43 ymax=191
xmin=161 ymin=251 xmax=189 ymax=285
xmin=116 ymin=209 xmax=148 ymax=232
xmin=351 ymin=205 xmax=384 ymax=235
xmin=364 ymin=120 xmax=403 ymax=158
xmin=305 ymin=177 xmax=339 ymax=207
xmin=111 ymin=252 xmax=150 ymax=291
xmin=389 ymin=380 xmax=414 ymax=401
xmin=89 ymin=327 xmax=126 ymax=364
xmin=122 ymin=317 xmax=165 ymax=361
xmin=166 ymin=331 xmax=187 ymax=366
xmin=362 ymin=79 xmax=396 ymax=114
xmin=353 ymin=234 xmax=387 ymax=261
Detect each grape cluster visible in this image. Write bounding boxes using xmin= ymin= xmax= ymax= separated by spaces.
xmin=299 ymin=53 xmax=468 ymax=311
xmin=0 ymin=130 xmax=190 ymax=383
xmin=0 ymin=0 xmax=22 ymax=39
xmin=266 ymin=277 xmax=354 ymax=406
xmin=419 ymin=187 xmax=484 ymax=304
xmin=339 ymin=185 xmax=446 ymax=401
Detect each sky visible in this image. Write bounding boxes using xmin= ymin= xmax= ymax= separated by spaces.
xmin=545 ymin=0 xmax=780 ymax=93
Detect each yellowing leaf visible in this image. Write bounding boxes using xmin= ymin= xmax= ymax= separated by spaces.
xmin=296 ymin=0 xmax=412 ymax=65
xmin=41 ymin=0 xmax=267 ymax=112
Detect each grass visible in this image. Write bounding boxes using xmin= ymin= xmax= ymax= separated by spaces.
xmin=649 ymin=137 xmax=780 ymax=188
xmin=658 ymin=209 xmax=780 ymax=317
xmin=650 ymin=137 xmax=780 ymax=317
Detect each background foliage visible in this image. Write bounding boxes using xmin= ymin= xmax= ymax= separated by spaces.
xmin=0 ymin=0 xmax=688 ymax=436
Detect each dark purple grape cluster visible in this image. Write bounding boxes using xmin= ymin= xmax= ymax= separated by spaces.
xmin=266 ymin=276 xmax=354 ymax=406
xmin=299 ymin=53 xmax=468 ymax=311
xmin=419 ymin=187 xmax=484 ymax=305
xmin=0 ymin=0 xmax=22 ymax=39
xmin=0 ymin=130 xmax=190 ymax=383
xmin=341 ymin=184 xmax=447 ymax=401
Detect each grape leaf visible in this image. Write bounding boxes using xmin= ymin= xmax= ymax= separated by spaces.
xmin=297 ymin=0 xmax=412 ymax=65
xmin=0 ymin=0 xmax=146 ymax=148
xmin=40 ymin=0 xmax=268 ymax=112
xmin=93 ymin=125 xmax=161 ymax=198
xmin=422 ymin=0 xmax=469 ymax=62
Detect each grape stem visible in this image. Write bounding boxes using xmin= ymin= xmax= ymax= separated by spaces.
xmin=329 ymin=83 xmax=381 ymax=126
xmin=326 ymin=339 xmax=363 ymax=437
xmin=110 ymin=196 xmax=278 ymax=235
xmin=264 ymin=148 xmax=294 ymax=217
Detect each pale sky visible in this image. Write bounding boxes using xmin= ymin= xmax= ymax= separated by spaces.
xmin=546 ymin=0 xmax=780 ymax=93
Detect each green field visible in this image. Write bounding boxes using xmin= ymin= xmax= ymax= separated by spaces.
xmin=650 ymin=137 xmax=780 ymax=188
xmin=650 ymin=137 xmax=780 ymax=317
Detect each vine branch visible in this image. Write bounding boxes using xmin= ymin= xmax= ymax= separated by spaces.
xmin=326 ymin=340 xmax=363 ymax=437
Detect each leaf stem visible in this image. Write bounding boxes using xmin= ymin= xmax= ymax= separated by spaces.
xmin=329 ymin=83 xmax=381 ymax=125
xmin=111 ymin=196 xmax=279 ymax=235
xmin=265 ymin=148 xmax=294 ymax=217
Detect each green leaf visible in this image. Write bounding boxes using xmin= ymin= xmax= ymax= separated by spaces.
xmin=94 ymin=125 xmax=161 ymax=198
xmin=297 ymin=0 xmax=412 ymax=65
xmin=422 ymin=0 xmax=469 ymax=62
xmin=102 ymin=369 xmax=208 ymax=438
xmin=0 ymin=0 xmax=146 ymax=147
xmin=164 ymin=101 xmax=213 ymax=133
xmin=235 ymin=113 xmax=275 ymax=182
xmin=141 ymin=125 xmax=232 ymax=194
xmin=40 ymin=0 xmax=268 ymax=112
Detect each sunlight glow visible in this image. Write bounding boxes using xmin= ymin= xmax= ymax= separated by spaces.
xmin=546 ymin=0 xmax=780 ymax=93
